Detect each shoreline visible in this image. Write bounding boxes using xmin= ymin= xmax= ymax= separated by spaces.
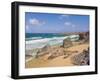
xmin=25 ymin=32 xmax=89 ymax=68
xmin=25 ymin=42 xmax=89 ymax=68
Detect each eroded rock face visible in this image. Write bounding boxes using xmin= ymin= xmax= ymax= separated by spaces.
xmin=79 ymin=32 xmax=89 ymax=41
xmin=40 ymin=44 xmax=50 ymax=52
xmin=71 ymin=48 xmax=89 ymax=65
xmin=36 ymin=44 xmax=50 ymax=58
xmin=25 ymin=49 xmax=39 ymax=59
xmin=63 ymin=38 xmax=73 ymax=48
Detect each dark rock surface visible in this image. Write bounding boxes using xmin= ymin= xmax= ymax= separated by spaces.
xmin=71 ymin=48 xmax=89 ymax=65
xmin=79 ymin=32 xmax=89 ymax=42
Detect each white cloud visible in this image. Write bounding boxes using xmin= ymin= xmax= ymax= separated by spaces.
xmin=64 ymin=22 xmax=71 ymax=26
xmin=29 ymin=18 xmax=45 ymax=26
xmin=61 ymin=15 xmax=69 ymax=17
xmin=64 ymin=22 xmax=76 ymax=29
xmin=59 ymin=14 xmax=69 ymax=19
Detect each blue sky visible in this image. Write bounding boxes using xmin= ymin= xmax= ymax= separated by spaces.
xmin=25 ymin=12 xmax=89 ymax=33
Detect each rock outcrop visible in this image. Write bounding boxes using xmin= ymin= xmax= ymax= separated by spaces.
xmin=40 ymin=44 xmax=50 ymax=52
xmin=63 ymin=37 xmax=73 ymax=48
xmin=48 ymin=48 xmax=65 ymax=60
xmin=71 ymin=48 xmax=89 ymax=65
xmin=79 ymin=32 xmax=89 ymax=42
xmin=36 ymin=44 xmax=50 ymax=58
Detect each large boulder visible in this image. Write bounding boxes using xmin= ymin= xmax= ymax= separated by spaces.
xmin=36 ymin=44 xmax=50 ymax=58
xmin=84 ymin=32 xmax=89 ymax=42
xmin=79 ymin=32 xmax=89 ymax=41
xmin=40 ymin=44 xmax=50 ymax=52
xmin=79 ymin=33 xmax=85 ymax=40
xmin=71 ymin=48 xmax=89 ymax=65
xmin=25 ymin=49 xmax=39 ymax=59
xmin=63 ymin=38 xmax=73 ymax=48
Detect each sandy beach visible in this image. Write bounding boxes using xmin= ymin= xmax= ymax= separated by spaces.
xmin=25 ymin=13 xmax=90 ymax=68
xmin=25 ymin=42 xmax=89 ymax=68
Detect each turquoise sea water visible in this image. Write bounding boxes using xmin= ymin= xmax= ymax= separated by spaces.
xmin=25 ymin=33 xmax=79 ymax=50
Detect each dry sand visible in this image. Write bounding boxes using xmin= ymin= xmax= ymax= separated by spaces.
xmin=25 ymin=43 xmax=89 ymax=68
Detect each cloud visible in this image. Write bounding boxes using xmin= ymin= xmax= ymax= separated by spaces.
xmin=29 ymin=18 xmax=45 ymax=26
xmin=59 ymin=14 xmax=69 ymax=19
xmin=61 ymin=15 xmax=69 ymax=17
xmin=64 ymin=22 xmax=71 ymax=26
xmin=64 ymin=22 xmax=76 ymax=28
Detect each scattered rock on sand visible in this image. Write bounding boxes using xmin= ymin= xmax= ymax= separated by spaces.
xmin=48 ymin=48 xmax=64 ymax=60
xmin=63 ymin=54 xmax=70 ymax=59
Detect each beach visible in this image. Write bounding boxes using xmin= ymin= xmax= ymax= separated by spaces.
xmin=25 ymin=40 xmax=89 ymax=68
xmin=25 ymin=12 xmax=90 ymax=68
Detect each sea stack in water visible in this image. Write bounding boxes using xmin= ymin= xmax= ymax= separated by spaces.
xmin=63 ymin=37 xmax=73 ymax=48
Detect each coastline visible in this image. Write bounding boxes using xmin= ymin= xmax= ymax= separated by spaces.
xmin=25 ymin=41 xmax=89 ymax=68
xmin=25 ymin=31 xmax=89 ymax=68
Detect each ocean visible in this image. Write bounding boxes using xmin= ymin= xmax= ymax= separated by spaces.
xmin=25 ymin=33 xmax=79 ymax=51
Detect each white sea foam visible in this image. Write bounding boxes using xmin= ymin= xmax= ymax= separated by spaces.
xmin=25 ymin=35 xmax=79 ymax=50
xmin=26 ymin=36 xmax=68 ymax=44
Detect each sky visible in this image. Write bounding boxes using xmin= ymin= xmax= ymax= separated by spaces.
xmin=25 ymin=12 xmax=89 ymax=33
